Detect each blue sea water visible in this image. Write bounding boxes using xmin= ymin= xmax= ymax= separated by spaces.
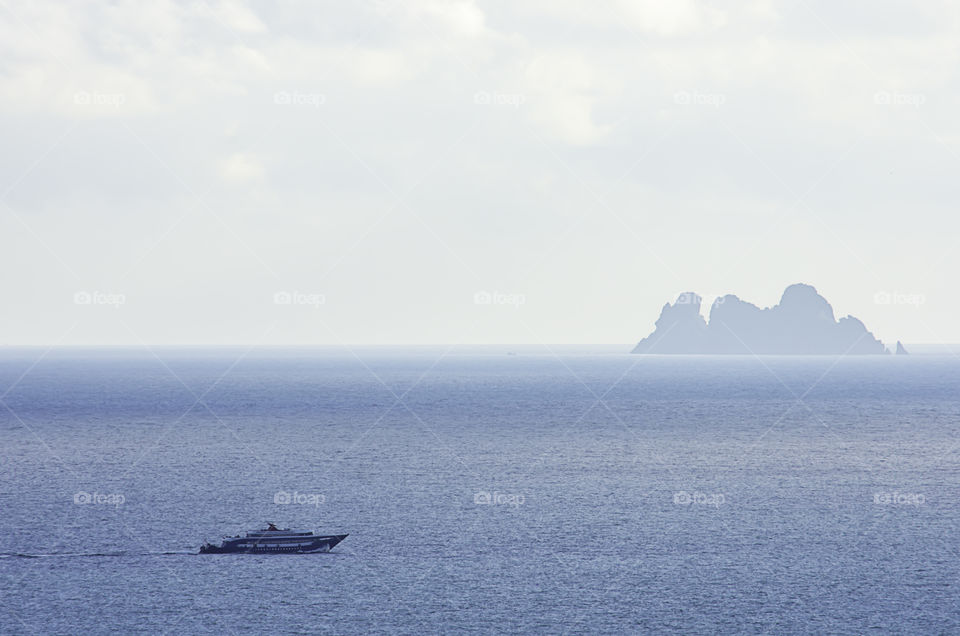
xmin=0 ymin=347 xmax=958 ymax=634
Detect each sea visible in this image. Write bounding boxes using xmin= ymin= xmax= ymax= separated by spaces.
xmin=1 ymin=346 xmax=958 ymax=634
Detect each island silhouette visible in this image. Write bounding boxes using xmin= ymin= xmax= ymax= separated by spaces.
xmin=632 ymin=283 xmax=887 ymax=354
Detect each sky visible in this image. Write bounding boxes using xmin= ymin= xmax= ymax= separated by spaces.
xmin=0 ymin=0 xmax=957 ymax=346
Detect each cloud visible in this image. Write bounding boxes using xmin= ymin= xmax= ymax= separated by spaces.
xmin=504 ymin=0 xmax=730 ymax=36
xmin=218 ymin=152 xmax=264 ymax=182
xmin=210 ymin=0 xmax=267 ymax=34
xmin=615 ymin=0 xmax=727 ymax=35
xmin=414 ymin=0 xmax=487 ymax=37
xmin=513 ymin=52 xmax=620 ymax=145
xmin=2 ymin=0 xmax=960 ymax=344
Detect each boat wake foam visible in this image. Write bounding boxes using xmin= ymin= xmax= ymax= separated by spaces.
xmin=0 ymin=550 xmax=196 ymax=559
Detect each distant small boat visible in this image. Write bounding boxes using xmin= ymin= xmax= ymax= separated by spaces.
xmin=199 ymin=523 xmax=348 ymax=554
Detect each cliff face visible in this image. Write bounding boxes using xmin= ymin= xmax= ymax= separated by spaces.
xmin=632 ymin=284 xmax=886 ymax=354
xmin=633 ymin=292 xmax=708 ymax=354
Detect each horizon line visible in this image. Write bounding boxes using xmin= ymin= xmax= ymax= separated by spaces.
xmin=0 ymin=342 xmax=957 ymax=348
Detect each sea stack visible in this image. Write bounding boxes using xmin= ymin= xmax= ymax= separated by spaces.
xmin=632 ymin=283 xmax=887 ymax=355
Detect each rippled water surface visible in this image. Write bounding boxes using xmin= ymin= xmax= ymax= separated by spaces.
xmin=1 ymin=347 xmax=958 ymax=634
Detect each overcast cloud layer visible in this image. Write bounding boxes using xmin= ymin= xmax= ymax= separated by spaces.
xmin=1 ymin=0 xmax=957 ymax=346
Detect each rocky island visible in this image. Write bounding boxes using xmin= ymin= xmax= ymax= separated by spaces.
xmin=632 ymin=283 xmax=886 ymax=354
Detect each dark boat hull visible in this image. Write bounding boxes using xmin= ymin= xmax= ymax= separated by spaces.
xmin=199 ymin=534 xmax=348 ymax=554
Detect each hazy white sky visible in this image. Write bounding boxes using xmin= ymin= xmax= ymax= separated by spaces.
xmin=1 ymin=0 xmax=957 ymax=346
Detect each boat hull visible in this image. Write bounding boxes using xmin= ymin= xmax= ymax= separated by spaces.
xmin=199 ymin=534 xmax=348 ymax=554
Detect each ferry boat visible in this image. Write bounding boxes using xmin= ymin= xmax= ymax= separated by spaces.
xmin=199 ymin=523 xmax=348 ymax=554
